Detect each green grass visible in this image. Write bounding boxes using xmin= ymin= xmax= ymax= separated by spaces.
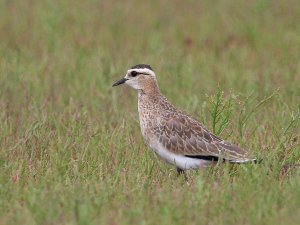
xmin=0 ymin=0 xmax=300 ymax=224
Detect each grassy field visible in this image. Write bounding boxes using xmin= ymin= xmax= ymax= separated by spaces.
xmin=0 ymin=0 xmax=300 ymax=224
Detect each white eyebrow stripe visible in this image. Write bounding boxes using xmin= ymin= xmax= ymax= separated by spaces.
xmin=127 ymin=68 xmax=155 ymax=76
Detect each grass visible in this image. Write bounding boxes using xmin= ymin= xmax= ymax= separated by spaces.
xmin=0 ymin=0 xmax=300 ymax=224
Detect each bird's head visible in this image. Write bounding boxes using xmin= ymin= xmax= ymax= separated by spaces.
xmin=112 ymin=64 xmax=159 ymax=93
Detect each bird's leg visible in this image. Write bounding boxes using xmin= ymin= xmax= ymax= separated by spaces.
xmin=176 ymin=168 xmax=188 ymax=181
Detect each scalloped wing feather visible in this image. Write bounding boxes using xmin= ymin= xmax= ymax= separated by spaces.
xmin=153 ymin=114 xmax=252 ymax=161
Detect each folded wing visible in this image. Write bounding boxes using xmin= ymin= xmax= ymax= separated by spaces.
xmin=153 ymin=113 xmax=255 ymax=162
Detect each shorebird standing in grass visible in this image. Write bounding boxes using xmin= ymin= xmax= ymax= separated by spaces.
xmin=112 ymin=64 xmax=256 ymax=176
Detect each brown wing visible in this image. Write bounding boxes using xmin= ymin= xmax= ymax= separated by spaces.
xmin=153 ymin=113 xmax=252 ymax=162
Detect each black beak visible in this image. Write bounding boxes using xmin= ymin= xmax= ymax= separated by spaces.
xmin=112 ymin=78 xmax=128 ymax=87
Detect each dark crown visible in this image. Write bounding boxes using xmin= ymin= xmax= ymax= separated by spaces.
xmin=131 ymin=64 xmax=154 ymax=71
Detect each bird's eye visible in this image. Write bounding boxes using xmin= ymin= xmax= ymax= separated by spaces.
xmin=131 ymin=71 xmax=138 ymax=77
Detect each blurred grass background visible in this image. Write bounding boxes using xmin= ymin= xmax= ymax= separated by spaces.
xmin=0 ymin=0 xmax=299 ymax=224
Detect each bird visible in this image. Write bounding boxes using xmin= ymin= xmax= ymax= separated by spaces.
xmin=112 ymin=64 xmax=257 ymax=176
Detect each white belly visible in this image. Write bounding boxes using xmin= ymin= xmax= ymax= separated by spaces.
xmin=149 ymin=140 xmax=213 ymax=170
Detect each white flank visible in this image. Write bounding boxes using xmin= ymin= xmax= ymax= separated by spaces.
xmin=150 ymin=140 xmax=213 ymax=170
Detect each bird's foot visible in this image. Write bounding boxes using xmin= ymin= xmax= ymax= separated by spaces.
xmin=176 ymin=168 xmax=188 ymax=181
